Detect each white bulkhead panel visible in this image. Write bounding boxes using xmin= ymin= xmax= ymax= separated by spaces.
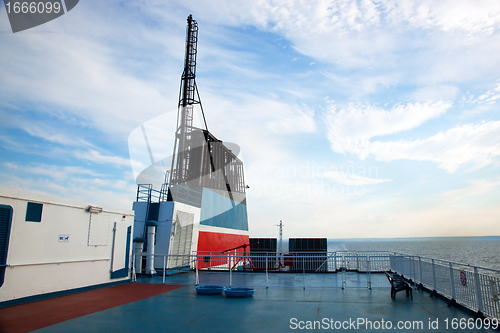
xmin=0 ymin=188 xmax=134 ymax=304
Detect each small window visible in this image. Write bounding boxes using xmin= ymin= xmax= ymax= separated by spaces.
xmin=25 ymin=202 xmax=43 ymax=222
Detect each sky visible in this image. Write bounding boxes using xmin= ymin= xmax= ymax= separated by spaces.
xmin=1 ymin=0 xmax=500 ymax=239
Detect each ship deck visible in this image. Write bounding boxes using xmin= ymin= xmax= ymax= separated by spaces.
xmin=2 ymin=271 xmax=497 ymax=332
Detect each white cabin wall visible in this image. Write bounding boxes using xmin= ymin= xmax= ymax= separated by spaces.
xmin=0 ymin=188 xmax=134 ymax=304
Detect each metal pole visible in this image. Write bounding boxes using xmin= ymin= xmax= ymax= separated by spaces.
xmin=432 ymin=259 xmax=437 ymax=292
xmin=410 ymin=256 xmax=415 ymax=280
xmin=277 ymin=220 xmax=284 ymax=267
xmin=146 ymin=224 xmax=157 ymax=275
xmin=342 ymin=256 xmax=346 ymax=290
xmin=162 ymin=255 xmax=166 ymax=285
xmin=132 ymin=253 xmax=136 ymax=283
xmin=419 ymin=257 xmax=423 ymax=285
xmin=266 ymin=256 xmax=269 ymax=289
xmin=110 ymin=222 xmax=117 ymax=273
xmin=367 ymin=256 xmax=371 ymax=290
xmin=474 ymin=267 xmax=484 ymax=315
xmin=195 ymin=254 xmax=199 ymax=285
xmin=229 ymin=254 xmax=233 ymax=287
xmin=491 ymin=280 xmax=499 ymax=318
xmin=449 ymin=262 xmax=456 ymax=300
xmin=334 ymin=251 xmax=337 ymax=272
xmin=303 ymin=255 xmax=306 ymax=290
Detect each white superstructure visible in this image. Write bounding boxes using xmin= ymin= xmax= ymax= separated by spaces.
xmin=0 ymin=188 xmax=134 ymax=305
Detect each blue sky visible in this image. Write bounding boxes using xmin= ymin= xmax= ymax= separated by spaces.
xmin=1 ymin=0 xmax=500 ymax=239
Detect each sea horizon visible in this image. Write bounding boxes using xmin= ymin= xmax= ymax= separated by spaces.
xmin=327 ymin=235 xmax=500 ymax=241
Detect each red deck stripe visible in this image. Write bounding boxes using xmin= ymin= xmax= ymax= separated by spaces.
xmin=0 ymin=283 xmax=184 ymax=333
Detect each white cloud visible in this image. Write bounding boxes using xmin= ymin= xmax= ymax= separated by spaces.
xmin=168 ymin=0 xmax=500 ymax=94
xmin=463 ymin=81 xmax=500 ymax=105
xmin=1 ymin=162 xmax=136 ymax=208
xmin=411 ymin=85 xmax=460 ymax=103
xmin=440 ymin=178 xmax=500 ymax=203
xmin=21 ymin=125 xmax=93 ymax=147
xmin=0 ymin=173 xmax=135 ymax=209
xmin=320 ymin=170 xmax=391 ymax=185
xmin=381 ymin=0 xmax=500 ymax=34
xmin=266 ymin=104 xmax=316 ymax=134
xmin=325 ymin=99 xmax=500 ymax=173
xmin=325 ymin=101 xmax=451 ymax=158
xmin=74 ymin=150 xmax=131 ymax=167
xmin=4 ymin=162 xmax=99 ymax=181
xmin=369 ymin=121 xmax=500 ymax=173
xmin=0 ymin=6 xmax=177 ymax=139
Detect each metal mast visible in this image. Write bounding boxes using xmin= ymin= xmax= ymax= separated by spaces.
xmin=277 ymin=220 xmax=284 ymax=266
xmin=170 ymin=14 xmax=207 ymax=186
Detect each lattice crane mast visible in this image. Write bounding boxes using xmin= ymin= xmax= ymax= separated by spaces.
xmin=170 ymin=14 xmax=207 ymax=186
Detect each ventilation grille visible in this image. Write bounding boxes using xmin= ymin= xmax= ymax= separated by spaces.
xmin=168 ymin=211 xmax=194 ymax=268
xmin=0 ymin=205 xmax=13 ymax=287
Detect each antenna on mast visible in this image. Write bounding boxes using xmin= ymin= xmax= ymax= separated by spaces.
xmin=170 ymin=14 xmax=208 ymax=187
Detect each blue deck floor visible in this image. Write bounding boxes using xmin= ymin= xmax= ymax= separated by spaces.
xmin=33 ymin=271 xmax=497 ymax=332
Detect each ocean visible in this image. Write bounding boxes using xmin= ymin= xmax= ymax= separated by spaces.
xmin=328 ymin=237 xmax=500 ymax=271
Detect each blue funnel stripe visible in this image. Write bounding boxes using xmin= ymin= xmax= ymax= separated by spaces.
xmin=200 ymin=188 xmax=248 ymax=231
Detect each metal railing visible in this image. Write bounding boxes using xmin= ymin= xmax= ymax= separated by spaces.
xmin=131 ymin=252 xmax=390 ymax=289
xmin=390 ymin=253 xmax=500 ymax=319
xmin=136 ymin=184 xmax=168 ymax=203
xmin=130 ymin=251 xmax=500 ymax=320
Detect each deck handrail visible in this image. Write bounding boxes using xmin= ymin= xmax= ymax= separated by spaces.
xmin=6 ymin=258 xmax=111 ymax=267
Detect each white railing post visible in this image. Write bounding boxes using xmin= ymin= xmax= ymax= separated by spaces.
xmin=195 ymin=255 xmax=199 ymax=285
xmin=419 ymin=257 xmax=423 ymax=285
xmin=410 ymin=256 xmax=415 ymax=280
xmin=132 ymin=253 xmax=136 ymax=282
xmin=334 ymin=251 xmax=337 ymax=272
xmin=404 ymin=256 xmax=408 ymax=276
xmin=303 ymin=255 xmax=306 ymax=290
xmin=356 ymin=252 xmax=359 ymax=271
xmin=474 ymin=267 xmax=483 ymax=315
xmin=491 ymin=280 xmax=499 ymax=319
xmin=432 ymin=259 xmax=437 ymax=292
xmin=342 ymin=256 xmax=346 ymax=290
xmin=367 ymin=256 xmax=371 ymax=290
xmin=449 ymin=262 xmax=456 ymax=300
xmin=162 ymin=255 xmax=166 ymax=285
xmin=229 ymin=254 xmax=233 ymax=287
xmin=266 ymin=256 xmax=269 ymax=289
